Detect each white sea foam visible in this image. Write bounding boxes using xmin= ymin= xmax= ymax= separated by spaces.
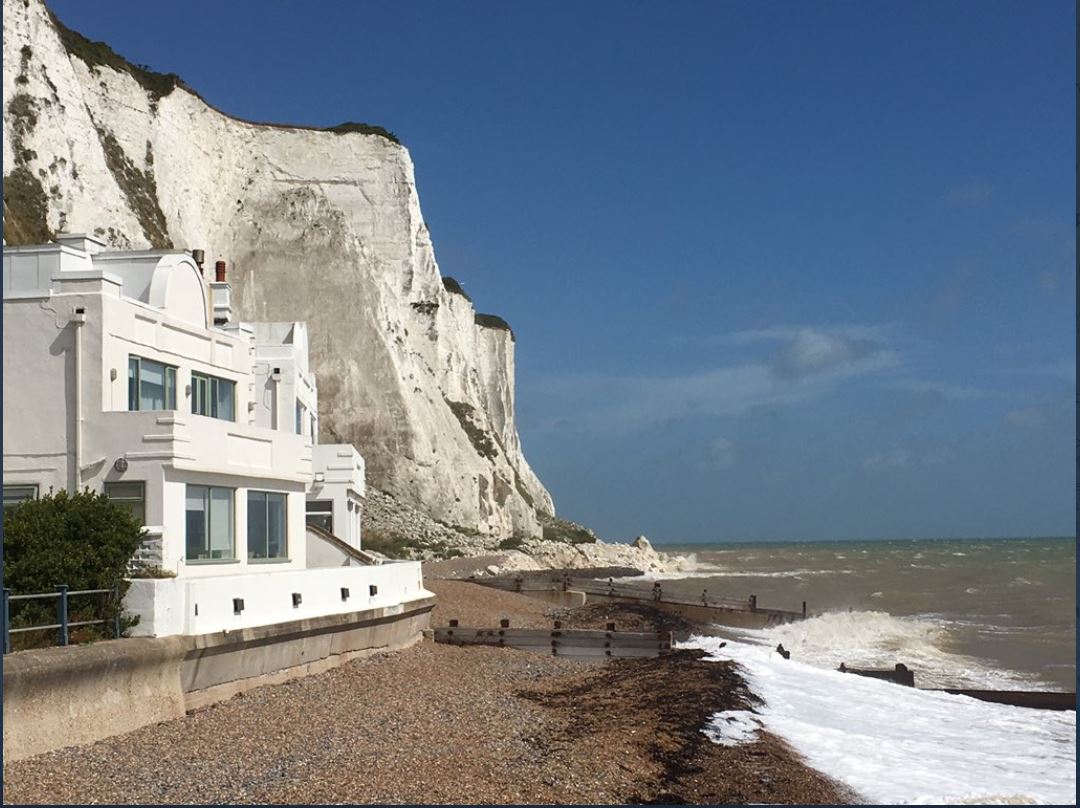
xmin=729 ymin=611 xmax=1044 ymax=689
xmin=701 ymin=710 xmax=761 ymax=746
xmin=686 ymin=635 xmax=1076 ymax=805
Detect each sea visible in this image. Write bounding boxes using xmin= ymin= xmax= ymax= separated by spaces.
xmin=651 ymin=536 xmax=1077 ymax=804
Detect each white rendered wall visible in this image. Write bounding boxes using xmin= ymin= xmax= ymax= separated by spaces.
xmin=310 ymin=444 xmax=365 ymax=548
xmin=126 ymin=561 xmax=428 ymax=636
xmin=4 ymin=244 xmax=315 ymax=580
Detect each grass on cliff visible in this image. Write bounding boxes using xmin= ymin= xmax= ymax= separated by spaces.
xmin=47 ymin=8 xmax=181 ymax=101
xmin=3 ymin=166 xmax=52 ymax=245
xmin=444 ymin=399 xmax=500 ymax=461
xmin=474 ymin=313 xmax=515 ymax=342
xmin=442 ymin=276 xmax=472 ymax=302
xmin=325 ymin=121 xmax=401 ymax=144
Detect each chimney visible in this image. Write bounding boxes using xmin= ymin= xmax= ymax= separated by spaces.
xmin=209 ymin=259 xmax=233 ymax=327
xmin=191 ymin=249 xmax=205 ymax=275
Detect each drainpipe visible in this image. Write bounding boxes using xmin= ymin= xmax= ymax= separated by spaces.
xmin=70 ymin=307 xmax=87 ymax=491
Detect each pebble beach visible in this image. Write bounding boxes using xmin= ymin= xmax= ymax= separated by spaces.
xmin=3 ymin=580 xmax=851 ymax=805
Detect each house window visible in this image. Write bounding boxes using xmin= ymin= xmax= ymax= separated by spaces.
xmin=248 ymin=491 xmax=287 ymax=560
xmin=305 ymin=499 xmax=333 ymax=534
xmin=3 ymin=484 xmax=38 ymax=513
xmin=295 ymin=400 xmax=306 ymax=435
xmin=128 ymin=356 xmax=177 ymax=411
xmin=191 ymin=372 xmax=235 ymax=421
xmin=104 ymin=481 xmax=145 ymax=525
xmin=185 ymin=485 xmax=234 ymax=560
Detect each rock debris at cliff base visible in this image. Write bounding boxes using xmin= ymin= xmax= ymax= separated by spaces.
xmin=2 ymin=582 xmax=852 ymax=805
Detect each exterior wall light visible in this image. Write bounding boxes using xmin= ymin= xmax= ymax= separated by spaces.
xmin=313 ymin=472 xmax=325 ymax=483
xmin=340 ymin=587 xmax=350 ymax=601
xmin=113 ymin=457 xmax=129 ymax=473
xmin=233 ymin=597 xmax=245 ymax=615
xmin=291 ymin=592 xmax=302 ymax=607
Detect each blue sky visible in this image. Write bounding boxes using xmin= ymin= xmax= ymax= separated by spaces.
xmin=49 ymin=0 xmax=1075 ymax=541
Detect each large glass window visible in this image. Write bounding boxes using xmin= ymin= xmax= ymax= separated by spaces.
xmin=305 ymin=499 xmax=333 ymax=534
xmin=185 ymin=485 xmax=234 ymax=561
xmin=191 ymin=372 xmax=235 ymax=421
xmin=3 ymin=484 xmax=38 ymax=513
xmin=248 ymin=491 xmax=287 ymax=559
xmin=104 ymin=481 xmax=145 ymax=525
xmin=128 ymin=356 xmax=177 ymax=411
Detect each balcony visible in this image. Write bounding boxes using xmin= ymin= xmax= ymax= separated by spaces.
xmin=95 ymin=410 xmax=312 ymax=483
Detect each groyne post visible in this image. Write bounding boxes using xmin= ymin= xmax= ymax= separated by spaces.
xmin=749 ymin=594 xmax=757 ymax=612
xmin=802 ymin=601 xmax=807 ymax=618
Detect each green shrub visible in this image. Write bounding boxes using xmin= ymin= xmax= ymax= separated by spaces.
xmin=541 ymin=517 xmax=598 ymax=545
xmin=127 ymin=565 xmax=176 ymax=579
xmin=325 ymin=121 xmax=401 ymax=144
xmin=474 ymin=313 xmax=515 ymax=342
xmin=47 ymin=9 xmax=181 ymax=101
xmin=441 ymin=276 xmax=472 ymax=302
xmin=498 ymin=535 xmax=527 ymax=551
xmin=362 ymin=529 xmax=417 ymax=559
xmin=3 ymin=489 xmax=145 ymax=647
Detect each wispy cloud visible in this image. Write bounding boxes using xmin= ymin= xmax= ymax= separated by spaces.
xmin=1004 ymin=407 xmax=1045 ymax=429
xmin=883 ymin=378 xmax=1001 ymax=401
xmin=769 ymin=329 xmax=894 ymax=380
xmin=703 ymin=436 xmax=737 ymax=469
xmin=863 ymin=444 xmax=957 ymax=471
xmin=525 ymin=325 xmax=900 ymax=433
xmin=941 ymin=181 xmax=994 ymax=206
xmin=991 ymin=360 xmax=1075 ymax=383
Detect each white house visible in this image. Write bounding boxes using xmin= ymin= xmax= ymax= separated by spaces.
xmin=2 ymin=233 xmax=428 ymax=637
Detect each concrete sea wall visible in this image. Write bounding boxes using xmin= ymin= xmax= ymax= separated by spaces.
xmin=2 ymin=595 xmax=436 ymax=762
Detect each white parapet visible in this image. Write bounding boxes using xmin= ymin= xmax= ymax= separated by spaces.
xmin=126 ymin=561 xmax=429 ymax=637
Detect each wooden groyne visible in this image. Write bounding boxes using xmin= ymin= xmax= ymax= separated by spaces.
xmin=434 ymin=619 xmax=672 ymax=658
xmin=470 ymin=573 xmax=806 ymax=629
xmin=837 ymin=662 xmax=1076 ymax=711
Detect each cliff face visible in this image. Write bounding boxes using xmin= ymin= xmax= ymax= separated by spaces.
xmin=2 ymin=0 xmax=553 ymax=537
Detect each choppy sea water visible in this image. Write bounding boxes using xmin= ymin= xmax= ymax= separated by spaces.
xmin=648 ymin=537 xmax=1076 ymax=804
xmin=653 ymin=536 xmax=1076 ymax=690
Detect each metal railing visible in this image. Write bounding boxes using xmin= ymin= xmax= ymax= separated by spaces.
xmin=2 ymin=585 xmax=122 ymax=654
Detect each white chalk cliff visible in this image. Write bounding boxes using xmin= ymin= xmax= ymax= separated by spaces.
xmin=3 ymin=0 xmax=553 ymax=537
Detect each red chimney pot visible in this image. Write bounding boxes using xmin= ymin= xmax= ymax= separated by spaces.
xmin=214 ymin=260 xmax=226 ymax=283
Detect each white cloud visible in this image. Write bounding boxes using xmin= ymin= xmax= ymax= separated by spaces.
xmin=769 ymin=328 xmax=892 ymax=380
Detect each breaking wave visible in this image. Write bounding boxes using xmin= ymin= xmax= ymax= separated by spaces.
xmin=731 ymin=610 xmax=1044 ymax=689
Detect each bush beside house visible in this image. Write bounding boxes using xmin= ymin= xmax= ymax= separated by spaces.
xmin=3 ymin=489 xmax=145 ymax=646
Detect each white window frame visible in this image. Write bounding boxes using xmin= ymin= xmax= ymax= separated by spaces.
xmin=191 ymin=372 xmax=236 ymax=421
xmin=128 ymin=355 xmax=178 ymax=411
xmin=247 ymin=490 xmax=289 ymax=561
xmin=185 ymin=484 xmax=236 ymax=562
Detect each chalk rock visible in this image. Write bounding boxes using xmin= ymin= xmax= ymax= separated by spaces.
xmin=631 ymin=535 xmax=652 ymax=551
xmin=2 ymin=0 xmax=553 ymax=538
